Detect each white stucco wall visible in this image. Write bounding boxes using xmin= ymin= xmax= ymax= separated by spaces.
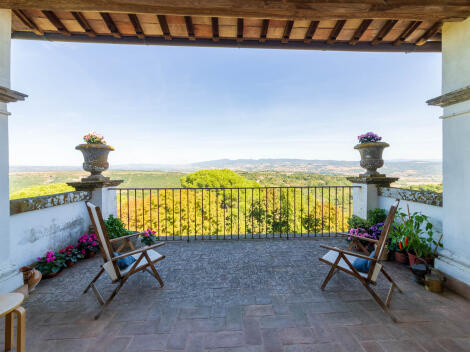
xmin=10 ymin=200 xmax=91 ymax=267
xmin=438 ymin=18 xmax=470 ymax=285
xmin=377 ymin=195 xmax=443 ymax=234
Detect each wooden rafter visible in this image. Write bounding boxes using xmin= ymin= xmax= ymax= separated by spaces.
xmin=371 ymin=20 xmax=397 ymax=45
xmin=260 ymin=19 xmax=269 ymax=43
xmin=281 ymin=20 xmax=294 ymax=43
xmin=3 ymin=1 xmax=470 ymax=22
xmin=349 ymin=19 xmax=372 ymax=45
xmin=12 ymin=9 xmax=42 ymax=35
xmin=128 ymin=14 xmax=144 ymax=39
xmin=100 ymin=12 xmax=121 ymax=38
xmin=42 ymin=10 xmax=70 ymax=36
xmin=157 ymin=14 xmax=171 ymax=40
xmin=71 ymin=11 xmax=96 ymax=37
xmin=211 ymin=17 xmax=219 ymax=41
xmin=237 ymin=18 xmax=243 ymax=42
xmin=416 ymin=22 xmax=442 ymax=46
xmin=304 ymin=20 xmax=319 ymax=43
xmin=327 ymin=19 xmax=346 ymax=44
xmin=393 ymin=21 xmax=421 ymax=46
xmin=184 ymin=16 xmax=195 ymax=40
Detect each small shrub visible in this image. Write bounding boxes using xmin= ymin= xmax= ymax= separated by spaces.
xmin=105 ymin=215 xmax=131 ymax=239
xmin=347 ymin=215 xmax=369 ymax=230
xmin=367 ymin=208 xmax=387 ymax=226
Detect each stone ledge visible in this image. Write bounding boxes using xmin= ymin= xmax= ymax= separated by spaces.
xmin=10 ymin=191 xmax=91 ymax=215
xmin=378 ymin=187 xmax=442 ymax=207
xmin=347 ymin=176 xmax=398 ymax=186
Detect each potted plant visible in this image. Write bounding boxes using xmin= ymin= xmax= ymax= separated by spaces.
xmin=76 ymin=132 xmax=114 ymax=182
xmin=35 ymin=250 xmax=66 ymax=279
xmin=354 ymin=132 xmax=389 ymax=176
xmin=140 ymin=228 xmax=157 ymax=246
xmin=77 ymin=233 xmax=100 ymax=258
xmin=105 ymin=214 xmax=131 ymax=239
xmin=60 ymin=244 xmax=84 ymax=267
xmin=388 ymin=227 xmax=409 ymax=264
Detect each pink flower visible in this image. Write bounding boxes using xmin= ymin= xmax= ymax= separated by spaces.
xmin=92 ymin=241 xmax=98 ymax=246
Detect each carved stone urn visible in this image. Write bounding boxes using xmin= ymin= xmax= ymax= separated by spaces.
xmin=76 ymin=144 xmax=114 ymax=182
xmin=354 ymin=142 xmax=389 ymax=176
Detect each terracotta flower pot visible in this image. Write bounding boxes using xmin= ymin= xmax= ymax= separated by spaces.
xmin=394 ymin=251 xmax=409 ymax=265
xmin=43 ymin=270 xmax=62 ymax=280
xmin=354 ymin=142 xmax=390 ymax=177
xmin=76 ymin=143 xmax=114 ymax=182
xmin=66 ymin=260 xmax=75 ymax=268
xmin=87 ymin=251 xmax=96 ymax=259
xmin=408 ymin=252 xmax=434 ymax=267
xmin=19 ymin=266 xmax=42 ymax=292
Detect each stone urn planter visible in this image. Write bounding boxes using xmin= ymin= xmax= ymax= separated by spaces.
xmin=76 ymin=144 xmax=114 ymax=182
xmin=354 ymin=142 xmax=389 ymax=176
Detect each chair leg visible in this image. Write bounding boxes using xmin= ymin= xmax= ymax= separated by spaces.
xmin=381 ymin=268 xmax=403 ymax=293
xmin=14 ymin=307 xmax=26 ymax=352
xmin=143 ymin=252 xmax=164 ymax=287
xmin=5 ymin=311 xmax=14 ymax=351
xmin=94 ymin=281 xmax=125 ymax=320
xmin=320 ymin=254 xmax=342 ymax=290
xmin=361 ymin=280 xmax=398 ymax=323
xmin=386 ymin=284 xmax=395 ymax=308
xmin=84 ymin=268 xmax=105 ymax=294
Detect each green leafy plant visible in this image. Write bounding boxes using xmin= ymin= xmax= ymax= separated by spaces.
xmin=347 ymin=215 xmax=369 ymax=230
xmin=35 ymin=250 xmax=66 ymax=276
xmin=59 ymin=244 xmax=84 ymax=264
xmin=390 ymin=206 xmax=442 ymax=257
xmin=367 ymin=208 xmax=387 ymax=226
xmin=105 ymin=215 xmax=131 ymax=239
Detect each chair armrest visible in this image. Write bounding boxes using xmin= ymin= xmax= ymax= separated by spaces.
xmin=109 ymin=232 xmax=143 ymax=243
xmin=348 ymin=234 xmax=378 ymax=243
xmin=320 ymin=245 xmax=377 ymax=262
xmin=111 ymin=242 xmax=165 ymax=261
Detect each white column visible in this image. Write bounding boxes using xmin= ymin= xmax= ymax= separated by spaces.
xmin=350 ymin=183 xmax=379 ymax=219
xmin=0 ymin=9 xmax=23 ymax=293
xmin=90 ymin=186 xmax=118 ymax=219
xmin=434 ymin=18 xmax=470 ymax=286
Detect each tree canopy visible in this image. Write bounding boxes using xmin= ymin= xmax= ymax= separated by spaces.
xmin=180 ymin=169 xmax=259 ymax=188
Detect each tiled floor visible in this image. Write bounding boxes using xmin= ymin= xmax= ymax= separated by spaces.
xmin=3 ymin=238 xmax=470 ymax=351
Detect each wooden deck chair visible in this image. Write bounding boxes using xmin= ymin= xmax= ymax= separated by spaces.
xmin=319 ymin=200 xmax=401 ymax=322
xmin=84 ymin=201 xmax=166 ymax=319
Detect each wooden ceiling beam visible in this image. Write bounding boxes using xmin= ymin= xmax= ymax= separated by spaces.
xmin=211 ymin=17 xmax=219 ymax=42
xmin=371 ymin=19 xmax=397 ymax=45
xmin=71 ymin=11 xmax=96 ymax=37
xmin=42 ymin=10 xmax=70 ymax=36
xmin=128 ymin=13 xmax=145 ymax=39
xmin=304 ymin=20 xmax=319 ymax=43
xmin=184 ymin=16 xmax=195 ymax=40
xmin=281 ymin=20 xmax=294 ymax=43
xmin=349 ymin=19 xmax=372 ymax=45
xmin=393 ymin=20 xmax=421 ymax=45
xmin=4 ymin=1 xmax=468 ymax=21
xmin=100 ymin=12 xmax=121 ymax=38
xmin=157 ymin=14 xmax=171 ymax=40
xmin=327 ymin=19 xmax=346 ymax=44
xmin=12 ymin=9 xmax=43 ymax=35
xmin=260 ymin=19 xmax=269 ymax=43
xmin=237 ymin=18 xmax=243 ymax=42
xmin=416 ymin=22 xmax=442 ymax=45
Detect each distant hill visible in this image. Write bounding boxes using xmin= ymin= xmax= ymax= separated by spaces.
xmin=11 ymin=159 xmax=442 ymax=181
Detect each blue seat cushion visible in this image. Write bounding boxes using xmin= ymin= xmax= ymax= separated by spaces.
xmin=114 ymin=252 xmax=136 ymax=270
xmin=352 ymin=250 xmax=376 ymax=273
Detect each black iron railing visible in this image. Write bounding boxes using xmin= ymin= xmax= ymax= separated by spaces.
xmin=112 ymin=186 xmax=357 ymax=240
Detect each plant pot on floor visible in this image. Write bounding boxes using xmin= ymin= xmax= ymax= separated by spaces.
xmin=408 ymin=252 xmax=434 ymax=267
xmin=394 ymin=251 xmax=409 ymax=265
xmin=43 ymin=270 xmax=62 ymax=280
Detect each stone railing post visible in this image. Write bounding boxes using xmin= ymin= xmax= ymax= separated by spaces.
xmin=67 ymin=180 xmax=122 ymax=220
xmin=347 ymin=176 xmax=398 ymax=219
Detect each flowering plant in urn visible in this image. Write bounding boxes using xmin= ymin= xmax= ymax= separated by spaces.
xmin=354 ymin=132 xmax=389 ymax=177
xmin=76 ymin=132 xmax=114 ymax=182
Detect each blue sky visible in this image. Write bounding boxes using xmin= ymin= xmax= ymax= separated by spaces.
xmin=9 ymin=39 xmax=442 ymax=166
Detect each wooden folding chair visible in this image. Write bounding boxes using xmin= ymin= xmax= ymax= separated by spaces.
xmin=319 ymin=200 xmax=401 ymax=322
xmin=84 ymin=201 xmax=166 ymax=319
